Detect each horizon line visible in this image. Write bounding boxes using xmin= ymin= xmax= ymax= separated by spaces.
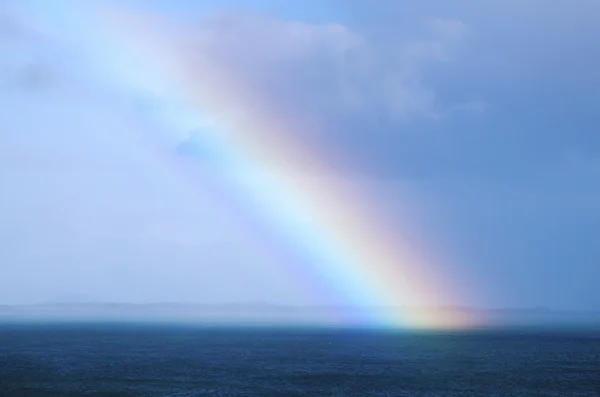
xmin=1 ymin=301 xmax=599 ymax=313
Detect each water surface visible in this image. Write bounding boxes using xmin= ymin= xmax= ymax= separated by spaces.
xmin=1 ymin=323 xmax=599 ymax=396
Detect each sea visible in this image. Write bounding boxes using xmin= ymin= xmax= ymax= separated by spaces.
xmin=1 ymin=323 xmax=599 ymax=396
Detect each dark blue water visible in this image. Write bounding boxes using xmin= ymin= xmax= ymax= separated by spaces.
xmin=1 ymin=323 xmax=599 ymax=396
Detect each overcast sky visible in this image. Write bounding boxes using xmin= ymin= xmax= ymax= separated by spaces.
xmin=1 ymin=0 xmax=599 ymax=310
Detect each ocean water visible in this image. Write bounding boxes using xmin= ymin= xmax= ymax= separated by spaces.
xmin=0 ymin=324 xmax=599 ymax=396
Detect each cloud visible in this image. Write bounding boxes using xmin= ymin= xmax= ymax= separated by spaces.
xmin=178 ymin=10 xmax=473 ymax=124
xmin=167 ymin=4 xmax=596 ymax=186
xmin=166 ymin=10 xmax=478 ymax=175
xmin=0 ymin=3 xmax=64 ymax=92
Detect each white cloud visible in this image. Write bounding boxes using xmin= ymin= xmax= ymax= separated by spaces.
xmin=174 ymin=10 xmax=473 ymax=123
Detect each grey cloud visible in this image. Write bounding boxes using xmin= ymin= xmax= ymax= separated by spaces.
xmin=138 ymin=2 xmax=599 ymax=186
xmin=329 ymin=0 xmax=600 ymax=183
xmin=0 ymin=4 xmax=61 ymax=92
xmin=171 ymin=10 xmax=480 ymax=177
xmin=183 ymin=11 xmax=474 ymax=124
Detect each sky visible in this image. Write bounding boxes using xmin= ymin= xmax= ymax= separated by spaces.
xmin=0 ymin=0 xmax=599 ymax=311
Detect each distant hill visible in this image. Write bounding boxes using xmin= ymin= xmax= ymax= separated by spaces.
xmin=45 ymin=293 xmax=101 ymax=304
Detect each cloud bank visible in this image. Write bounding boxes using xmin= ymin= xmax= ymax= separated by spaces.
xmin=181 ymin=10 xmax=472 ymax=126
xmin=1 ymin=0 xmax=599 ymax=310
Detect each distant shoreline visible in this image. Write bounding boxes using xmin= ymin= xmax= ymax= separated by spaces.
xmin=1 ymin=303 xmax=599 ymax=329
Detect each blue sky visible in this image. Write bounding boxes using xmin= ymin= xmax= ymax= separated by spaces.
xmin=1 ymin=0 xmax=599 ymax=309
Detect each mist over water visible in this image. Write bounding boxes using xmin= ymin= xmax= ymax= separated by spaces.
xmin=2 ymin=302 xmax=600 ymax=331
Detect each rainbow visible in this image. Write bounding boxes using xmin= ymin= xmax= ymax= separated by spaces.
xmin=25 ymin=1 xmax=479 ymax=329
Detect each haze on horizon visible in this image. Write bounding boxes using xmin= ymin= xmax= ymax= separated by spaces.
xmin=1 ymin=0 xmax=599 ymax=313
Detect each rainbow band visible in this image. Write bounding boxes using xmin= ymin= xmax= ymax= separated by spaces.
xmin=26 ymin=2 xmax=477 ymax=329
